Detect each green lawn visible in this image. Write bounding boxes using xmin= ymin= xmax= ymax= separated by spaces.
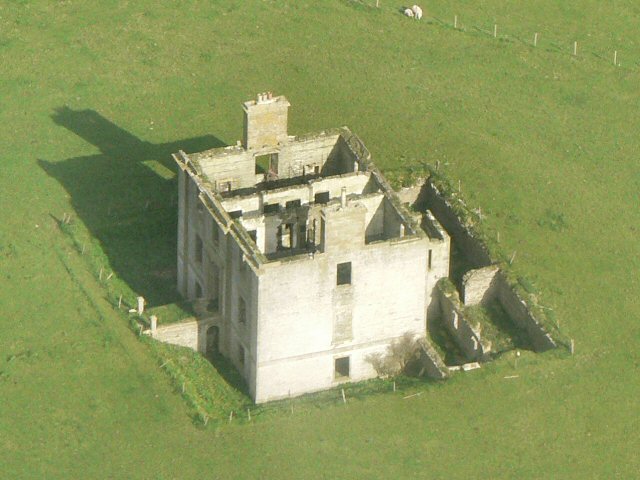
xmin=1 ymin=0 xmax=639 ymax=477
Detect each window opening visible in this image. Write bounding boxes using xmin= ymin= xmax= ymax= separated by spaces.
xmin=195 ymin=235 xmax=203 ymax=263
xmin=255 ymin=153 xmax=279 ymax=175
xmin=337 ymin=262 xmax=352 ymax=285
xmin=298 ymin=224 xmax=307 ymax=248
xmin=263 ymin=203 xmax=280 ymax=214
xmin=334 ymin=356 xmax=350 ymax=379
xmin=314 ymin=191 xmax=330 ymax=204
xmin=286 ymin=199 xmax=301 ymax=210
xmin=238 ymin=297 xmax=247 ymax=325
xmin=212 ymin=223 xmax=219 ymax=244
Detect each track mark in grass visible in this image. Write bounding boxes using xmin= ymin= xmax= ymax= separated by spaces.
xmin=403 ymin=392 xmax=423 ymax=399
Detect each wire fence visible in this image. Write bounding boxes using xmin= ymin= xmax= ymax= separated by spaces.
xmin=429 ymin=13 xmax=634 ymax=70
xmin=354 ymin=1 xmax=639 ymax=72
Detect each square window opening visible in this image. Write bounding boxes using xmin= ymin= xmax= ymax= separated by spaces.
xmin=334 ymin=356 xmax=350 ymax=379
xmin=286 ymin=199 xmax=301 ymax=210
xmin=263 ymin=203 xmax=280 ymax=215
xmin=337 ymin=262 xmax=352 ymax=286
xmin=314 ymin=191 xmax=330 ymax=204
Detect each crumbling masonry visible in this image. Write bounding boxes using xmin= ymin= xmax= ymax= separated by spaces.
xmin=172 ymin=94 xmax=450 ymax=403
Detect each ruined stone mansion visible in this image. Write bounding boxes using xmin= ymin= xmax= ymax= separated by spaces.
xmin=169 ymin=93 xmax=451 ymax=403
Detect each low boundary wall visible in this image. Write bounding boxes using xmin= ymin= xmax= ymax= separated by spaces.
xmin=145 ymin=316 xmax=219 ymax=354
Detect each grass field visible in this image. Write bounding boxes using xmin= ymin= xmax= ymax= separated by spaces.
xmin=1 ymin=0 xmax=639 ymax=477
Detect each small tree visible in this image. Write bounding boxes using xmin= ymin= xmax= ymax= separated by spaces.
xmin=366 ymin=332 xmax=420 ymax=378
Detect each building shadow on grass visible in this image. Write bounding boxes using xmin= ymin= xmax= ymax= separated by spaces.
xmin=40 ymin=107 xmax=225 ymax=307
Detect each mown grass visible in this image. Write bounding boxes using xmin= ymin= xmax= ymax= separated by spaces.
xmin=1 ymin=0 xmax=639 ymax=478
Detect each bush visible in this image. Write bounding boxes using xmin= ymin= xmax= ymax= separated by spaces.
xmin=366 ymin=332 xmax=420 ymax=377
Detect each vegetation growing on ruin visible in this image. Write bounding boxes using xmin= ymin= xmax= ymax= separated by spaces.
xmin=1 ymin=0 xmax=639 ymax=477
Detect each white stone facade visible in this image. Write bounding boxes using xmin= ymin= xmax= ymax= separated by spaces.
xmin=172 ymin=94 xmax=449 ymax=403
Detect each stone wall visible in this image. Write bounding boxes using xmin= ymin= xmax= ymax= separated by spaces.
xmin=220 ymin=172 xmax=372 ymax=217
xmin=417 ymin=338 xmax=449 ymax=379
xmin=494 ymin=273 xmax=557 ymax=351
xmin=322 ymin=202 xmax=367 ymax=252
xmin=197 ymin=148 xmax=257 ymax=191
xmin=279 ymin=132 xmax=342 ymax=178
xmin=436 ymin=282 xmax=489 ymax=362
xmin=416 ymin=178 xmax=559 ymax=353
xmin=255 ymin=235 xmax=429 ymax=403
xmin=395 ymin=184 xmax=424 ymax=206
xmin=418 ymin=180 xmax=492 ymax=268
xmin=462 ymin=265 xmax=500 ymax=306
xmin=424 ymin=211 xmax=451 ymax=322
xmin=242 ymin=95 xmax=290 ymax=150
xmin=148 ymin=317 xmax=218 ymax=353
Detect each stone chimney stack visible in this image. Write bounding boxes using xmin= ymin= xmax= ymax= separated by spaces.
xmin=242 ymin=93 xmax=290 ymax=150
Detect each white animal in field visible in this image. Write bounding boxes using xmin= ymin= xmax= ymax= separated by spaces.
xmin=404 ymin=8 xmax=414 ymax=18
xmin=412 ymin=5 xmax=423 ymax=20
